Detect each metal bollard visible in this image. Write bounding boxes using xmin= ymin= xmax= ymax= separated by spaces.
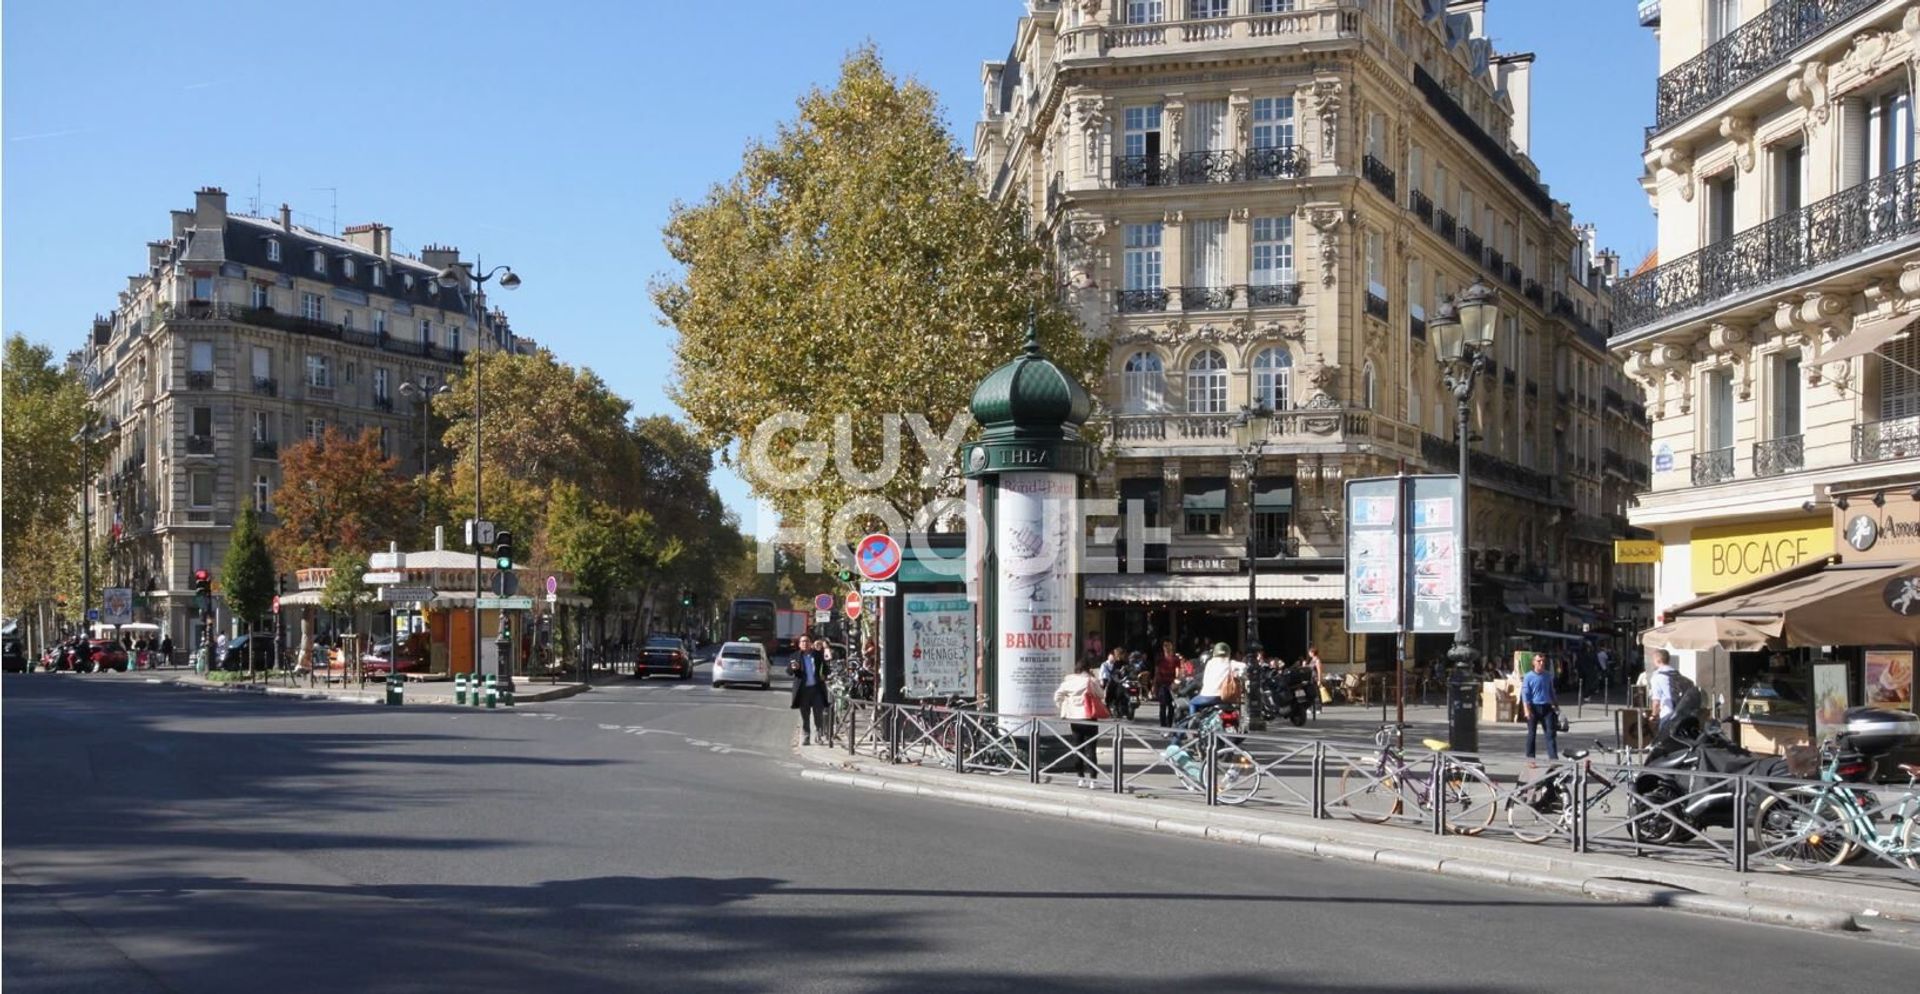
xmin=1027 ymin=720 xmax=1041 ymax=785
xmin=1572 ymin=759 xmax=1589 ymax=854
xmin=1203 ymin=730 xmax=1220 ymax=807
xmin=455 ymin=673 xmax=468 ymax=706
xmin=1432 ymin=752 xmax=1449 ymax=836
xmin=501 ymin=679 xmax=514 ymax=708
xmin=1732 ymin=775 xmax=1750 ymax=873
xmin=1111 ymin=723 xmax=1126 ymax=795
xmin=1310 ymin=741 xmax=1327 ymax=819
xmin=485 ymin=674 xmax=498 ymax=709
xmin=385 ymin=672 xmax=405 ymax=707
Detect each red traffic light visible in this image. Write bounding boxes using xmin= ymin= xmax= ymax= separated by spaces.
xmin=193 ymin=569 xmax=210 ymax=583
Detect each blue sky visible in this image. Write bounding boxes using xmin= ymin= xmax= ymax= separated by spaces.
xmin=3 ymin=0 xmax=1656 ymax=534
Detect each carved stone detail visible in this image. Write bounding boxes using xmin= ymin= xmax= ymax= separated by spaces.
xmin=1718 ymin=116 xmax=1756 ymax=172
xmin=1786 ymin=61 xmax=1831 ymax=130
xmin=1163 ymin=97 xmax=1185 ymax=157
xmin=1842 ymin=28 xmax=1901 ymax=79
xmin=1311 ymin=79 xmax=1342 ymax=160
xmin=1657 ymin=146 xmax=1695 ymax=202
xmin=1162 ymin=209 xmax=1185 ymax=226
xmin=1302 ymin=206 xmax=1350 ymax=288
xmin=1229 ymin=90 xmax=1252 ymax=148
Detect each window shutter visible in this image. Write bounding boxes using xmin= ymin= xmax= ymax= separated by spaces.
xmin=1842 ymin=98 xmax=1869 ymax=188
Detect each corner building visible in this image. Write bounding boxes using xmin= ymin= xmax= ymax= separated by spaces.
xmin=975 ymin=0 xmax=1650 ymax=675
xmin=1620 ymin=0 xmax=1920 ymax=745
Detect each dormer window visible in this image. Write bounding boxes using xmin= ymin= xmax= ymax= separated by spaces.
xmin=342 ymin=257 xmax=356 ymax=280
xmin=266 ymin=238 xmax=282 ymax=263
xmin=403 ymin=273 xmax=415 ymax=291
xmin=370 ymin=264 xmax=384 ymax=288
xmin=311 ymin=249 xmax=326 ymax=274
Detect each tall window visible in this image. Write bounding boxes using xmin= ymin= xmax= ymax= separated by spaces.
xmin=307 ymin=417 xmax=326 ymax=442
xmin=306 ymin=354 xmax=330 ymax=388
xmin=1361 ymin=361 xmax=1377 ymax=411
xmin=1186 ymin=99 xmax=1227 ymax=155
xmin=311 ymin=249 xmax=327 ymax=275
xmin=1124 ymin=223 xmax=1163 ymax=290
xmin=1182 ymin=477 xmax=1226 ymax=535
xmin=190 ymin=406 xmax=213 ymax=438
xmin=1871 ymin=88 xmax=1914 ymax=177
xmin=1123 ymin=105 xmax=1163 ymax=159
xmin=265 ymin=238 xmax=281 ymax=263
xmin=1406 ymin=257 xmax=1425 ymax=326
xmin=1186 ymin=218 xmax=1226 ymax=290
xmin=250 ymin=283 xmax=271 ymax=310
xmin=448 ymin=323 xmax=463 ymax=353
xmin=373 ymin=310 xmax=387 ymax=335
xmin=253 ymin=410 xmax=273 ymax=442
xmin=373 ymin=367 xmax=390 ymax=401
xmin=1772 ymin=142 xmax=1805 ymax=216
xmin=301 ymin=292 xmax=324 ymax=322
xmin=1365 ymin=230 xmax=1386 ymax=299
xmin=1879 ymin=334 xmax=1920 ymax=421
xmin=1125 ymin=0 xmax=1165 ymax=24
xmin=340 ymin=310 xmax=354 ymax=331
xmin=1706 ymin=0 xmax=1739 ymax=44
xmin=1251 ymin=216 xmax=1294 ymax=285
xmin=1254 ymin=0 xmax=1296 ymax=11
xmin=1252 ymin=346 xmax=1293 ymax=411
xmin=370 ymin=264 xmax=384 ymax=288
xmin=189 ymin=340 xmax=214 ymax=373
xmin=190 ymin=542 xmax=212 ymax=574
xmin=251 ymin=346 xmax=271 ymax=385
xmin=189 ymin=471 xmax=214 ymax=508
xmin=1251 ymin=97 xmax=1294 ymax=148
xmin=253 ymin=475 xmax=271 ymax=513
xmin=1189 ymin=0 xmax=1227 ymax=17
xmin=1186 ymin=349 xmax=1227 ymax=413
xmin=419 ymin=318 xmax=433 ymax=343
xmin=1705 ymin=173 xmax=1735 ymax=245
xmin=191 ymin=276 xmax=214 ymax=301
xmin=1707 ymin=369 xmax=1735 ymax=454
xmin=1771 ymin=352 xmax=1802 ymax=439
xmin=1123 ymin=351 xmax=1166 ymax=413
xmin=342 ymin=258 xmax=355 ymax=280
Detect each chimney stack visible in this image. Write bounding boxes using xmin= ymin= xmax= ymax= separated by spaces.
xmin=342 ymin=222 xmax=393 ymax=259
xmin=278 ymin=203 xmax=292 ymax=231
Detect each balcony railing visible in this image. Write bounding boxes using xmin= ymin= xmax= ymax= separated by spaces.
xmin=1433 ymin=209 xmax=1457 ymax=243
xmin=1243 ymin=144 xmax=1309 ymax=180
xmin=1177 ymin=148 xmax=1241 ymax=185
xmin=1691 ymin=446 xmax=1735 ymax=485
xmin=1365 ymin=291 xmax=1389 ymax=322
xmin=1752 ymin=434 xmax=1805 ymax=477
xmin=1110 ymin=408 xmax=1422 ymax=455
xmin=1362 ymin=154 xmax=1396 ymax=200
xmin=1485 ymin=247 xmax=1505 ymax=274
xmin=1619 ymin=158 xmax=1920 ymax=332
xmin=1419 ymin=433 xmax=1556 ymax=500
xmin=1458 ymin=227 xmax=1483 ymax=262
xmin=1182 ymin=285 xmax=1236 ymax=311
xmin=373 ymin=395 xmax=394 ymax=412
xmin=1058 ymin=5 xmax=1362 ymax=61
xmin=1409 ymin=189 xmax=1433 ymax=224
xmin=1409 ymin=314 xmax=1427 ymax=341
xmin=1116 ymin=288 xmax=1172 ymax=313
xmin=185 ymin=371 xmax=213 ymax=390
xmin=1502 ymin=262 xmax=1523 ymax=288
xmin=252 ymin=377 xmax=277 ymax=397
xmin=1854 ymin=413 xmax=1920 ymax=462
xmin=1654 ymin=0 xmax=1875 ymax=132
xmin=1246 ymin=282 xmax=1303 ymax=307
xmin=1523 ymin=279 xmax=1545 ymax=306
xmin=1254 ymin=535 xmax=1303 ymax=559
xmin=185 ymin=435 xmax=215 ymax=456
xmin=1113 ymin=145 xmax=1308 ymax=188
xmin=251 ymin=439 xmax=279 ymax=460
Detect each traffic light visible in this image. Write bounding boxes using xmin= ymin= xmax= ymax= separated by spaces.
xmin=493 ymin=531 xmax=514 ymax=571
xmin=680 ymin=589 xmax=693 ymax=607
xmin=193 ymin=569 xmax=211 ymax=595
xmin=834 ymin=567 xmax=854 ymax=584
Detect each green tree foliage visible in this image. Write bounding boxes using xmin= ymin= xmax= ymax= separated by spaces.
xmin=653 ymin=48 xmax=1104 ymax=555
xmin=1 ymin=335 xmax=98 ymax=635
xmin=269 ymin=427 xmax=413 ymax=571
xmin=544 ymin=483 xmax=647 ymax=639
xmin=220 ymin=507 xmax=276 ymax=636
xmin=319 ymin=550 xmax=374 ymax=632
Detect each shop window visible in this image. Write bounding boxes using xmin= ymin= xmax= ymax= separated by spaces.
xmin=1182 ymin=476 xmax=1226 ymax=535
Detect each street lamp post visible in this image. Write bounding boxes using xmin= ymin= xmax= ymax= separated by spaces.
xmin=1232 ymin=401 xmax=1273 ymax=732
xmin=70 ymin=414 xmax=106 ymax=639
xmin=1426 ymin=276 xmax=1501 ymax=679
xmin=397 ymin=374 xmax=452 ymax=523
xmin=433 ymin=260 xmax=521 ymax=691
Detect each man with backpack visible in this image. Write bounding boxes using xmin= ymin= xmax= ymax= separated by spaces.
xmin=1647 ymin=648 xmax=1698 ymax=741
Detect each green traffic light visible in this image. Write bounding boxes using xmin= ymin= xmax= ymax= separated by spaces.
xmin=496 ymin=556 xmax=512 ymax=570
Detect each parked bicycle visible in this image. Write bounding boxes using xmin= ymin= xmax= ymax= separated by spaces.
xmin=1157 ymin=705 xmax=1261 ymax=804
xmin=1503 ymin=739 xmax=1637 ymax=843
xmin=1336 ymin=723 xmax=1497 ymax=835
xmin=1750 ymin=738 xmax=1920 ymax=869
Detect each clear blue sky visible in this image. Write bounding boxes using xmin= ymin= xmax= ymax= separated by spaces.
xmin=3 ymin=0 xmax=1655 ymax=534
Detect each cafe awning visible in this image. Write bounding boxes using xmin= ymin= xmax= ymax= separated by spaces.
xmin=1085 ymin=572 xmax=1344 ymax=603
xmin=1667 ymin=557 xmax=1920 ymax=648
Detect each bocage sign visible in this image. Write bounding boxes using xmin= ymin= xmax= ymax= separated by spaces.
xmin=1689 ymin=518 xmax=1830 ymax=594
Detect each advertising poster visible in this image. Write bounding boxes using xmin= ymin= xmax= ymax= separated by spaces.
xmin=995 ymin=472 xmax=1077 ymax=716
xmin=1407 ymin=476 xmax=1463 ymax=634
xmin=1865 ymin=649 xmax=1914 ymax=709
xmin=1813 ymin=662 xmax=1850 ymax=740
xmin=1344 ymin=478 xmax=1403 ymax=634
xmin=905 ymin=595 xmax=975 ymax=697
xmin=101 ymin=587 xmax=134 ymax=625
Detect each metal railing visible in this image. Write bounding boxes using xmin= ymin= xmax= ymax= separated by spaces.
xmin=1433 ymin=209 xmax=1457 ymax=243
xmin=252 ymin=377 xmax=277 ymax=397
xmin=184 ymin=434 xmax=214 ymax=456
xmin=1752 ymin=434 xmax=1805 ymax=477
xmin=1121 ymin=284 xmax=1305 ymax=313
xmin=185 ymin=371 xmax=214 ymax=390
xmin=1409 ymin=189 xmax=1433 ymax=224
xmin=834 ymin=701 xmax=1920 ymax=882
xmin=1365 ymin=291 xmax=1389 ymax=322
xmin=1854 ymin=414 xmax=1920 ymax=462
xmin=1362 ymin=154 xmax=1396 ymax=200
xmin=1409 ymin=314 xmax=1427 ymax=341
xmin=1618 ymin=159 xmax=1920 ymax=332
xmin=250 ymin=439 xmax=278 ymax=460
xmin=1654 ymin=0 xmax=1875 ymax=131
xmin=1458 ymin=226 xmax=1483 ymax=262
xmin=1116 ymin=288 xmax=1172 ymax=313
xmin=1113 ymin=145 xmax=1309 ymax=188
xmin=1181 ymin=285 xmax=1237 ymax=311
xmin=1246 ymin=282 xmax=1303 ymax=307
xmin=1691 ymin=446 xmax=1736 ymax=486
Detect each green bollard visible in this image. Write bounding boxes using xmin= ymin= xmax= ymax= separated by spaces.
xmin=501 ymin=680 xmax=515 ymax=708
xmin=385 ymin=672 xmax=404 ymax=707
xmin=485 ymin=674 xmax=498 ymax=709
xmin=455 ymin=673 xmax=468 ymax=706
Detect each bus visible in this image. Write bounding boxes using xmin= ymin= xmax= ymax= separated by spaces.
xmin=727 ymin=598 xmax=779 ymax=657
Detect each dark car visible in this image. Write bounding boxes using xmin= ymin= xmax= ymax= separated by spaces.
xmin=3 ymin=637 xmax=27 ymax=673
xmin=361 ymin=636 xmax=428 ymax=675
xmin=638 ymin=636 xmax=692 ymax=680
xmin=218 ymin=634 xmax=278 ymax=672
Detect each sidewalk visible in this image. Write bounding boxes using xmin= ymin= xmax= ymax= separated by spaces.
xmin=145 ymin=671 xmax=591 ymax=705
xmin=792 ymin=722 xmax=1920 ymax=935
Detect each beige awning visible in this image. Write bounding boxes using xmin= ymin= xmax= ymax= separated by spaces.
xmin=1669 ymin=558 xmax=1920 ymax=648
xmin=1822 ymin=311 xmax=1918 ymax=364
xmin=1641 ymin=616 xmax=1781 ymax=653
xmin=1084 ymin=572 xmax=1344 ymax=604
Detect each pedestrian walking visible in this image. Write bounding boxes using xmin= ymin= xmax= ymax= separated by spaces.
xmin=1052 ymin=656 xmax=1106 ymax=788
xmin=1305 ymin=644 xmax=1325 ymax=715
xmin=1521 ymin=655 xmax=1559 ymax=761
xmin=787 ymin=635 xmax=831 ymax=746
xmin=1153 ymin=640 xmax=1180 ymax=728
xmin=1647 ymin=648 xmax=1680 ymax=741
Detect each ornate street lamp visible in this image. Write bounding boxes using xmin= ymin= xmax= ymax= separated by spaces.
xmin=1233 ymin=400 xmax=1273 ymax=731
xmin=1426 ymin=276 xmax=1500 ymax=674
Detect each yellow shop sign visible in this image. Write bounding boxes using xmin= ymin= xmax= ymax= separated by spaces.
xmin=1614 ymin=540 xmax=1662 ymax=564
xmin=1690 ymin=518 xmax=1829 ymax=594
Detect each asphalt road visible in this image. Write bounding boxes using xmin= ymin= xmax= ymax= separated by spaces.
xmin=5 ymin=671 xmax=1917 ymax=993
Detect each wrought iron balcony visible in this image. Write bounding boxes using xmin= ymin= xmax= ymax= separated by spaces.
xmin=1502 ymin=261 xmax=1523 ymax=288
xmin=1243 ymin=144 xmax=1309 ymax=180
xmin=1502 ymin=368 xmax=1516 ymax=387
xmin=1113 ymin=146 xmax=1308 ymax=188
xmin=1362 ymin=154 xmax=1396 ymax=200
xmin=251 ymin=439 xmax=279 ymax=460
xmin=1433 ymin=209 xmax=1457 ymax=242
xmin=1254 ymin=535 xmax=1302 ymax=559
xmin=373 ymin=395 xmax=394 ymax=412
xmin=185 ymin=371 xmax=213 ymax=390
xmin=1458 ymin=227 xmax=1483 ymax=262
xmin=1116 ymin=288 xmax=1171 ymax=313
xmin=185 ymin=434 xmax=215 ymax=456
xmin=1618 ymin=159 xmax=1920 ymax=332
xmin=1181 ymin=285 xmax=1236 ymax=311
xmin=1523 ymin=279 xmax=1545 ymax=306
xmin=1409 ymin=314 xmax=1426 ymax=341
xmin=1485 ymin=247 xmax=1505 ymax=274
xmin=1365 ymin=291 xmax=1389 ymax=322
xmin=1654 ymin=0 xmax=1875 ymax=132
xmin=1177 ymin=148 xmax=1242 ymax=185
xmin=1409 ymin=189 xmax=1433 ymax=224
xmin=1854 ymin=413 xmax=1920 ymax=462
xmin=1113 ymin=153 xmax=1173 ymax=188
xmin=1690 ymin=446 xmax=1735 ymax=486
xmin=252 ymin=377 xmax=277 ymax=397
xmin=1752 ymin=434 xmax=1804 ymax=477
xmin=1246 ymin=282 xmax=1302 ymax=307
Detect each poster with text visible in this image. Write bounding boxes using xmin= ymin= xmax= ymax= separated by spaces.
xmin=996 ymin=472 xmax=1077 ymax=716
xmin=906 ymin=595 xmax=976 ymax=697
xmin=1344 ymin=478 xmax=1403 ymax=634
xmin=1814 ymin=662 xmax=1850 ymax=740
xmin=1407 ymin=476 xmax=1463 ymax=634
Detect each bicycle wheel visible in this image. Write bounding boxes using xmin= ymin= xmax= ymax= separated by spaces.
xmin=1215 ymin=752 xmax=1262 ymax=806
xmin=1338 ymin=767 xmax=1402 ymax=823
xmin=1899 ymin=809 xmax=1920 ymax=872
xmin=1753 ymin=791 xmax=1856 ymax=866
xmin=1506 ymin=777 xmax=1569 ymax=844
xmin=1442 ymin=766 xmax=1498 ymax=835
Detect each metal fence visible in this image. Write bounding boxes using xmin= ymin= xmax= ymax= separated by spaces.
xmin=832 ymin=700 xmax=1920 ymax=884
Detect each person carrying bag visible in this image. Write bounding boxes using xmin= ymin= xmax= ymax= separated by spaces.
xmin=1053 ymin=658 xmax=1106 ymax=788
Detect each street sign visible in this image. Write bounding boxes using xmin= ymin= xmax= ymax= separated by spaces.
xmin=545 ymin=574 xmax=559 ymax=596
xmin=545 ymin=592 xmax=558 ymax=605
xmin=379 ymin=586 xmax=435 ymax=603
xmin=859 ymin=581 xmax=896 ymax=598
xmin=465 ymin=518 xmax=496 ymax=548
xmin=363 ymin=571 xmax=406 ymax=585
xmin=844 ymin=590 xmax=864 ymax=620
xmin=814 ymin=610 xmax=831 ymax=624
xmin=102 ymin=587 xmax=133 ymax=624
xmin=855 ymin=533 xmax=902 ymax=581
xmin=86 ymin=608 xmax=100 ymax=622
xmin=813 ymin=593 xmax=834 ymax=612
xmin=271 ymin=595 xmax=281 ymax=612
xmin=369 ymin=551 xmax=407 ymax=570
xmin=494 ymin=571 xmax=519 ymax=596
xmin=476 ymin=596 xmax=533 ymax=609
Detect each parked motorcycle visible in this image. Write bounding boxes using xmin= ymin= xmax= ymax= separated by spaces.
xmin=1628 ymin=721 xmax=1826 ymax=845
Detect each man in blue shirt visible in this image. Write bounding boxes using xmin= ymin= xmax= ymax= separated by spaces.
xmin=1521 ymin=655 xmax=1559 ymax=760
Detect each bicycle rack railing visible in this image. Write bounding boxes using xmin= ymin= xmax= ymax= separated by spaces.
xmin=1116 ymin=723 xmax=1189 ymax=794
xmin=1217 ymin=731 xmax=1319 ymax=812
xmin=953 ymin=709 xmax=1030 ymax=778
xmin=1584 ymin=763 xmax=1740 ymax=867
xmin=1320 ymin=740 xmax=1428 ymax=832
xmin=1742 ymin=774 xmax=1920 ymax=879
xmin=1029 ymin=717 xmax=1114 ymax=789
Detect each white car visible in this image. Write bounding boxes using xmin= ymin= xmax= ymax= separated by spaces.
xmin=711 ymin=640 xmax=770 ymax=690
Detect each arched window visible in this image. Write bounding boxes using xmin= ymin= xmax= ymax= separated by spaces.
xmin=1187 ymin=349 xmax=1227 ymax=413
xmin=1361 ymin=361 xmax=1377 ymax=411
xmin=1251 ymin=346 xmax=1293 ymax=411
xmin=1123 ymin=351 xmax=1165 ymax=412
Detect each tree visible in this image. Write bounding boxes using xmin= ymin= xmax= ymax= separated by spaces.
xmin=653 ymin=48 xmax=1104 ymax=557
xmin=220 ymin=507 xmax=275 ymax=645
xmin=320 ymin=550 xmax=374 ymax=676
xmin=269 ymin=427 xmax=413 ymax=571
xmin=544 ymin=483 xmax=648 ymax=647
xmin=2 ymin=335 xmax=98 ymax=652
